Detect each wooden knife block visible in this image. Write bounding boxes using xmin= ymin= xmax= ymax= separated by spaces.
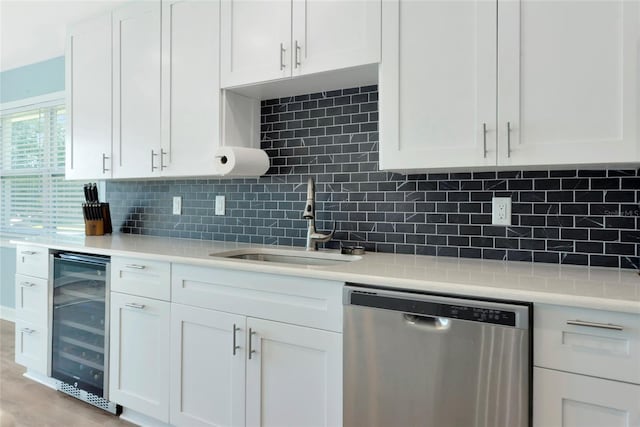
xmin=85 ymin=220 xmax=104 ymax=236
xmin=83 ymin=203 xmax=113 ymax=236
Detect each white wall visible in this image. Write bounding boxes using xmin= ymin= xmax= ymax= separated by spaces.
xmin=0 ymin=0 xmax=126 ymax=71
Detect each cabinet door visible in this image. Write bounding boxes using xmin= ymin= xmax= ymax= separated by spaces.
xmin=220 ymin=0 xmax=292 ymax=87
xmin=498 ymin=0 xmax=640 ymax=167
xmin=170 ymin=304 xmax=246 ymax=427
xmin=14 ymin=319 xmax=48 ymax=374
xmin=15 ymin=275 xmax=48 ymax=325
xmin=291 ymin=0 xmax=380 ymax=77
xmin=246 ymin=318 xmax=342 ymax=427
xmin=161 ymin=0 xmax=221 ymax=177
xmin=112 ymin=1 xmax=162 ymax=178
xmin=65 ymin=12 xmax=112 ymax=180
xmin=109 ymin=292 xmax=170 ymax=422
xmin=379 ymin=0 xmax=497 ymax=172
xmin=534 ymin=367 xmax=640 ymax=427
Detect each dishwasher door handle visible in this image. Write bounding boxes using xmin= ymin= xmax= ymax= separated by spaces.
xmin=403 ymin=314 xmax=450 ymax=330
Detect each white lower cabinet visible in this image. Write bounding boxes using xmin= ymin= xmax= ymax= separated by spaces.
xmin=14 ymin=318 xmax=48 ymax=374
xmin=534 ymin=367 xmax=640 ymax=427
xmin=14 ymin=245 xmax=49 ymax=375
xmin=533 ymin=304 xmax=640 ymax=427
xmin=169 ymin=264 xmax=343 ymax=427
xmin=170 ymin=303 xmax=246 ymax=427
xmin=170 ymin=304 xmax=342 ymax=427
xmin=109 ymin=292 xmax=171 ymax=422
xmin=245 ymin=317 xmax=342 ymax=427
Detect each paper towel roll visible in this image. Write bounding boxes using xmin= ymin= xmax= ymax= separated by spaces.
xmin=214 ymin=146 xmax=270 ymax=177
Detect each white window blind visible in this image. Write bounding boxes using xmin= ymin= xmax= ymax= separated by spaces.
xmin=0 ymin=100 xmax=84 ymax=235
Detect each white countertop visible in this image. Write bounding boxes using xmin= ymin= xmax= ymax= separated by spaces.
xmin=12 ymin=234 xmax=640 ymax=314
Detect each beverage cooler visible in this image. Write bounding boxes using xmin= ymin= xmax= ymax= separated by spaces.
xmin=51 ymin=251 xmax=120 ymax=414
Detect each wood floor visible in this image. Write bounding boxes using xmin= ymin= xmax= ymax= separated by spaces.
xmin=0 ymin=319 xmax=134 ymax=427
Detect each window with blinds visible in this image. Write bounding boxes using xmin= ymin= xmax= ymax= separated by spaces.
xmin=0 ymin=100 xmax=85 ymax=235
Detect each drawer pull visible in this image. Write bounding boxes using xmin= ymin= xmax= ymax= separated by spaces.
xmin=566 ymin=320 xmax=624 ymax=331
xmin=21 ymin=328 xmax=35 ymax=335
xmin=21 ymin=251 xmax=37 ymax=255
xmin=124 ymin=264 xmax=146 ymax=270
xmin=20 ymin=282 xmax=36 ymax=288
xmin=125 ymin=303 xmax=146 ymax=310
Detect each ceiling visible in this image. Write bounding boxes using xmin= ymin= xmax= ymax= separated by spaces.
xmin=0 ymin=0 xmax=126 ymax=72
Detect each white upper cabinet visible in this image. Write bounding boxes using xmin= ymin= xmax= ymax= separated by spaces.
xmin=380 ymin=0 xmax=640 ymax=172
xmin=221 ymin=0 xmax=381 ymax=88
xmin=379 ymin=0 xmax=497 ymax=171
xmin=498 ymin=0 xmax=640 ymax=167
xmin=65 ymin=13 xmax=112 ymax=180
xmin=161 ymin=0 xmax=222 ymax=177
xmin=220 ymin=0 xmax=291 ymax=87
xmin=112 ymin=1 xmax=162 ymax=179
xmin=291 ymin=0 xmax=380 ymax=77
xmin=67 ymin=0 xmax=236 ymax=180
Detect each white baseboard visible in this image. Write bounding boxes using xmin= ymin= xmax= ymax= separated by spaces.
xmin=0 ymin=306 xmax=15 ymax=322
xmin=23 ymin=371 xmax=59 ymax=390
xmin=120 ymin=408 xmax=170 ymax=427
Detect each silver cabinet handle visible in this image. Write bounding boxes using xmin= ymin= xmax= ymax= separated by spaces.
xmin=506 ymin=122 xmax=511 ymax=158
xmin=125 ymin=303 xmax=146 ymax=310
xmin=280 ymin=43 xmax=286 ymax=70
xmin=20 ymin=282 xmax=36 ymax=288
xmin=102 ymin=153 xmax=110 ymax=173
xmin=124 ymin=264 xmax=146 ymax=270
xmin=21 ymin=328 xmax=35 ymax=335
xmin=21 ymin=251 xmax=36 ymax=255
xmin=160 ymin=149 xmax=168 ymax=170
xmin=248 ymin=328 xmax=256 ymax=359
xmin=232 ymin=324 xmax=240 ymax=356
xmin=482 ymin=123 xmax=487 ymax=158
xmin=151 ymin=150 xmax=158 ymax=171
xmin=567 ymin=320 xmax=623 ymax=331
xmin=294 ymin=40 xmax=301 ymax=68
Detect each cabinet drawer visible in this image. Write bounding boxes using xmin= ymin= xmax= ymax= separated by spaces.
xmin=111 ymin=257 xmax=170 ymax=301
xmin=15 ymin=318 xmax=48 ymax=374
xmin=172 ymin=264 xmax=343 ymax=332
xmin=16 ymin=245 xmax=49 ymax=278
xmin=15 ymin=274 xmax=48 ymax=324
xmin=534 ymin=304 xmax=640 ymax=384
xmin=534 ymin=367 xmax=640 ymax=427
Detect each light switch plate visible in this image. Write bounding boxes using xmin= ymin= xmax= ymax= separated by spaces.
xmin=172 ymin=196 xmax=182 ymax=215
xmin=492 ymin=197 xmax=511 ymax=225
xmin=215 ymin=195 xmax=225 ymax=216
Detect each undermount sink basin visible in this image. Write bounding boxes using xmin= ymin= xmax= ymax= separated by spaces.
xmin=210 ymin=248 xmax=362 ymax=266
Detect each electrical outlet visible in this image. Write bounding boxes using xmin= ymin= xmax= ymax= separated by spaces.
xmin=172 ymin=196 xmax=182 ymax=215
xmin=215 ymin=195 xmax=225 ymax=216
xmin=492 ymin=197 xmax=511 ymax=225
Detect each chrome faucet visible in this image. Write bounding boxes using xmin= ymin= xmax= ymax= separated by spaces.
xmin=302 ymin=177 xmax=336 ymax=251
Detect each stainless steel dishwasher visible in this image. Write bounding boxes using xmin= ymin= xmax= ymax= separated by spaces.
xmin=344 ymin=284 xmax=531 ymax=427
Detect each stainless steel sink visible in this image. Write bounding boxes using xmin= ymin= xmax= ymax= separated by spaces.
xmin=210 ymin=248 xmax=361 ymax=266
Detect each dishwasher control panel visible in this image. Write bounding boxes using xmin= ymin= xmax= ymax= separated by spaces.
xmin=448 ymin=305 xmax=515 ymax=326
xmin=347 ymin=288 xmax=528 ymax=328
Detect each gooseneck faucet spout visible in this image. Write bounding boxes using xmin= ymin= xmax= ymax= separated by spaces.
xmin=303 ymin=177 xmax=336 ymax=251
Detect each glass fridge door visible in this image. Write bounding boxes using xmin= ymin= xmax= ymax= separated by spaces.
xmin=51 ymin=253 xmax=109 ymax=397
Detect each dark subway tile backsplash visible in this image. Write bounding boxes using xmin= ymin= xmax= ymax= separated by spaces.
xmin=106 ymin=85 xmax=640 ymax=270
